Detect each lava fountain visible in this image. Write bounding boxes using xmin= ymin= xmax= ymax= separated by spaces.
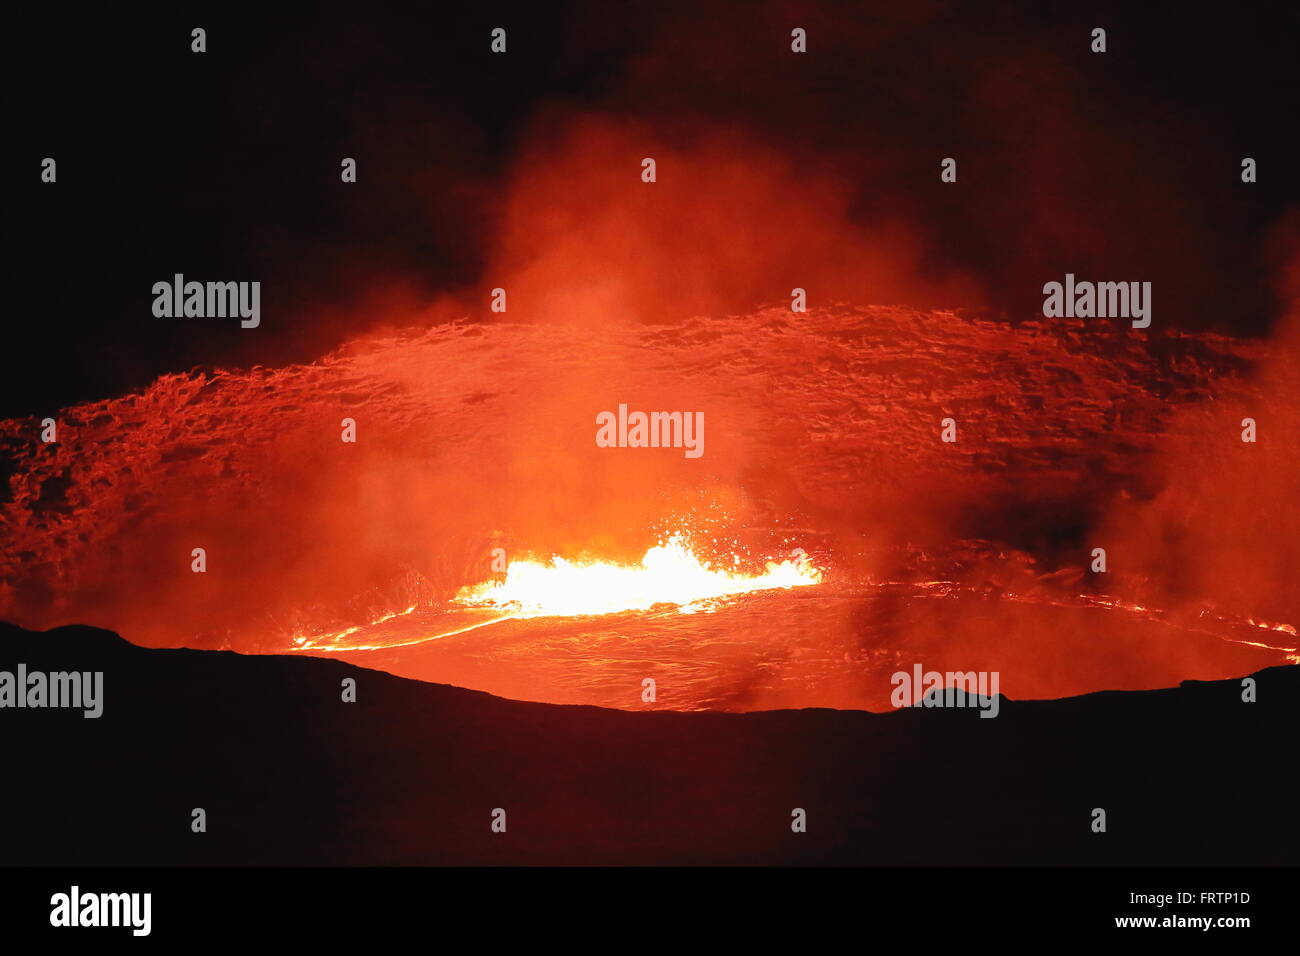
xmin=455 ymin=535 xmax=822 ymax=618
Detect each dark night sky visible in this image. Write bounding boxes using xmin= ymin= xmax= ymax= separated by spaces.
xmin=10 ymin=1 xmax=1298 ymax=417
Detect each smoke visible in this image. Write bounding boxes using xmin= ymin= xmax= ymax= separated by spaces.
xmin=1089 ymin=216 xmax=1300 ymax=626
xmin=11 ymin=1 xmax=1294 ymax=418
xmin=478 ymin=112 xmax=981 ymax=325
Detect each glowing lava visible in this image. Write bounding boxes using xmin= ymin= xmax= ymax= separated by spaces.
xmin=454 ymin=535 xmax=823 ymax=618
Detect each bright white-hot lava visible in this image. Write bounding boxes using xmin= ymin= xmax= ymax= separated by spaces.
xmin=454 ymin=535 xmax=823 ymax=618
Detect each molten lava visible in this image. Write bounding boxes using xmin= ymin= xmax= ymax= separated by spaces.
xmin=454 ymin=535 xmax=822 ymax=618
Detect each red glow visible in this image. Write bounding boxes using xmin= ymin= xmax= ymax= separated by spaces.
xmin=1 ymin=124 xmax=1296 ymax=713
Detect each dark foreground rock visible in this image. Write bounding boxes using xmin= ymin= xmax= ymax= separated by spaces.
xmin=1 ymin=621 xmax=1295 ymax=865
